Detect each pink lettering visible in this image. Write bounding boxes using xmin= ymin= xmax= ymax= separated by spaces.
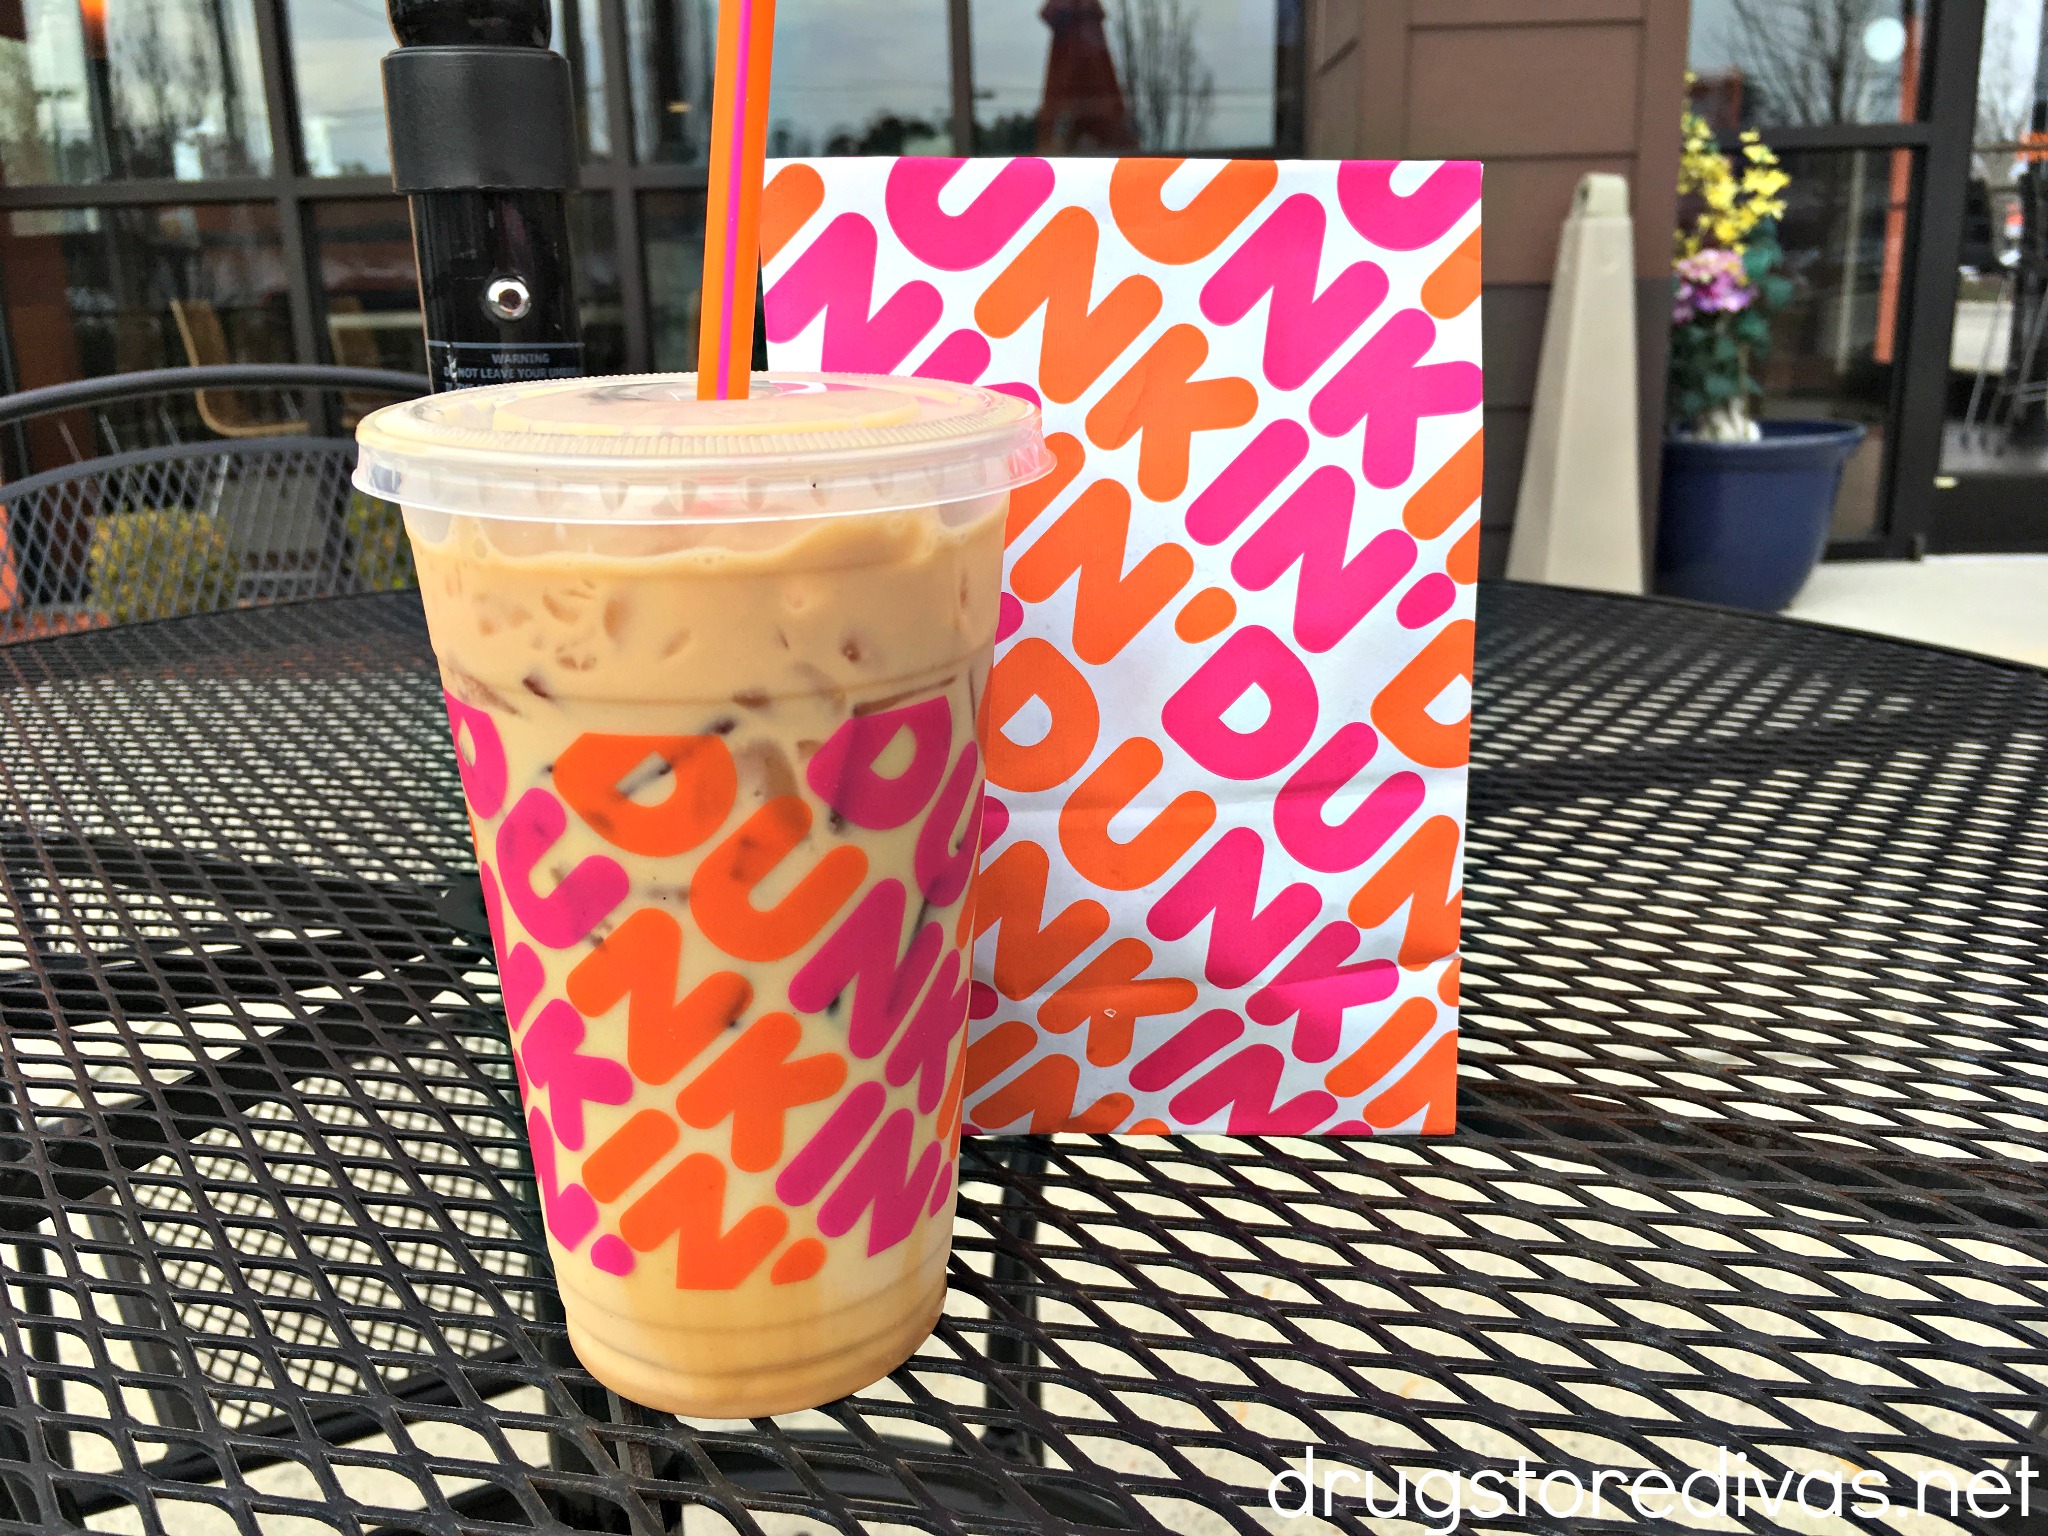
xmin=1397 ymin=572 xmax=1457 ymax=629
xmin=1167 ymin=1043 xmax=1338 ymax=1133
xmin=887 ymin=950 xmax=970 ymax=1113
xmin=528 ymin=1106 xmax=597 ymax=1249
xmin=1146 ymin=827 xmax=1320 ymax=987
xmin=495 ymin=789 xmax=629 ymax=950
xmin=1276 ymin=725 xmax=1425 ymax=873
xmin=915 ymin=328 xmax=991 ymax=384
xmin=1310 ymin=310 xmax=1485 ymax=489
xmin=775 ymin=1080 xmax=886 ymax=1207
xmin=1130 ymin=1008 xmax=1244 ymax=1093
xmin=763 ymin=212 xmax=941 ymax=373
xmin=444 ymin=692 xmax=508 ymax=818
xmin=1200 ymin=194 xmax=1389 ymax=390
xmin=806 ymin=697 xmax=953 ymax=831
xmin=1185 ymin=420 xmax=1308 ymax=545
xmin=885 ymin=157 xmax=1054 ymax=269
xmin=1161 ymin=626 xmax=1319 ymax=781
xmin=1233 ymin=465 xmax=1416 ymax=652
xmin=520 ymin=999 xmax=633 ymax=1149
xmin=1246 ymin=923 xmax=1400 ymax=1062
xmin=817 ymin=1108 xmax=942 ymax=1257
xmin=1337 ymin=161 xmax=1481 ymax=251
xmin=787 ymin=880 xmax=942 ymax=1059
xmin=915 ymin=742 xmax=983 ymax=906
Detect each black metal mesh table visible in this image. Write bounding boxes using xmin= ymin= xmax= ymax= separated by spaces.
xmin=0 ymin=585 xmax=2043 ymax=1536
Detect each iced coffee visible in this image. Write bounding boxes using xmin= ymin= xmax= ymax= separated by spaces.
xmin=353 ymin=374 xmax=1047 ymax=1416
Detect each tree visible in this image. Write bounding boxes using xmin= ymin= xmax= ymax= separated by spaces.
xmin=1107 ymin=0 xmax=1214 ymax=152
xmin=1717 ymin=0 xmax=1896 ymax=127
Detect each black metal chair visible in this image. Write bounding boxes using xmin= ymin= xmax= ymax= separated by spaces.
xmin=0 ymin=365 xmax=430 ymax=643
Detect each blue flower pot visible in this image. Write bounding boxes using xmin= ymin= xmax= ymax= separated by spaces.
xmin=1654 ymin=419 xmax=1867 ymax=612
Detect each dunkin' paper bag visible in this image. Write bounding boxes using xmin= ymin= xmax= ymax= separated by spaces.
xmin=763 ymin=158 xmax=1481 ymax=1136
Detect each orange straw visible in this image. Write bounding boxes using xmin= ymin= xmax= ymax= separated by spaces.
xmin=697 ymin=0 xmax=778 ymax=400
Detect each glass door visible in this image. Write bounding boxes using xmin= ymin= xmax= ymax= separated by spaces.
xmin=1933 ymin=0 xmax=2048 ymax=546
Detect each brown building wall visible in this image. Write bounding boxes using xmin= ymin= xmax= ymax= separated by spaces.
xmin=1305 ymin=0 xmax=1690 ymax=576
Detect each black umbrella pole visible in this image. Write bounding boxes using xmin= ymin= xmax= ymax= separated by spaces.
xmin=383 ymin=0 xmax=585 ymax=391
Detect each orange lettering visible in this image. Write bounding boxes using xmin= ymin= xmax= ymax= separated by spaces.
xmin=975 ymin=207 xmax=1161 ymax=403
xmin=690 ymin=797 xmax=866 ymax=961
xmin=580 ymin=1109 xmax=679 ymax=1202
xmin=986 ymin=637 xmax=1099 ymax=793
xmin=1403 ymin=428 xmax=1483 ymax=540
xmin=1085 ymin=325 xmax=1258 ymax=502
xmin=619 ymin=1153 xmax=786 ymax=1289
xmin=1037 ymin=937 xmax=1198 ymax=1067
xmin=965 ymin=1018 xmax=1037 ymax=1095
xmin=1109 ymin=158 xmax=1278 ymax=264
xmin=1010 ymin=479 xmax=1193 ymax=664
xmin=1007 ymin=431 xmax=1085 ymax=547
xmin=1371 ymin=620 xmax=1474 ymax=770
xmin=676 ymin=1012 xmax=847 ymax=1172
xmin=555 ymin=733 xmax=736 ymax=856
xmin=969 ymin=1054 xmax=1132 ymax=1134
xmin=1362 ymin=1033 xmax=1457 ymax=1133
xmin=973 ymin=840 xmax=1110 ymax=999
xmin=1057 ymin=738 xmax=1214 ymax=891
xmin=1348 ymin=817 xmax=1462 ymax=969
xmin=761 ymin=162 xmax=826 ymax=263
xmin=1323 ymin=997 xmax=1437 ymax=1097
xmin=567 ymin=909 xmax=751 ymax=1085
xmin=1421 ymin=227 xmax=1481 ymax=320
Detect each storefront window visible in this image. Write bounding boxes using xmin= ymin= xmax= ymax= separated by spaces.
xmin=571 ymin=191 xmax=626 ymax=374
xmin=641 ymin=188 xmax=704 ymax=369
xmin=313 ymin=198 xmax=424 ymax=375
xmin=287 ymin=0 xmax=607 ymax=176
xmin=0 ymin=0 xmax=272 ymax=184
xmin=628 ymin=0 xmax=952 ymax=162
xmin=1756 ymin=149 xmax=1910 ymax=539
xmin=973 ymin=0 xmax=1281 ymax=154
xmin=1688 ymin=0 xmax=1927 ymax=132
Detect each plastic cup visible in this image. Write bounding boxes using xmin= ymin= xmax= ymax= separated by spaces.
xmin=353 ymin=374 xmax=1049 ymax=1416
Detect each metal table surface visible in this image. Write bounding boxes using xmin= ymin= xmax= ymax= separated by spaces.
xmin=0 ymin=585 xmax=2043 ymax=1536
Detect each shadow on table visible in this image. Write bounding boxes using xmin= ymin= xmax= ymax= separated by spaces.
xmin=0 ymin=822 xmax=1139 ymax=1533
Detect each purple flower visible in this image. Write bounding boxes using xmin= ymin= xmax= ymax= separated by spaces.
xmin=1672 ymin=249 xmax=1753 ymax=325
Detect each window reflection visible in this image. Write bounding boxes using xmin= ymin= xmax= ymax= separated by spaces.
xmin=2 ymin=202 xmax=286 ymax=380
xmin=641 ymin=189 xmax=704 ymax=368
xmin=1756 ymin=150 xmax=1906 ymax=539
xmin=0 ymin=0 xmax=271 ymax=184
xmin=627 ymin=0 xmax=952 ymax=161
xmin=973 ymin=0 xmax=1279 ymax=153
xmin=571 ymin=191 xmax=626 ymax=373
xmin=1941 ymin=0 xmax=2048 ymax=480
xmin=287 ymin=0 xmax=607 ymax=176
xmin=1688 ymin=0 xmax=1926 ymax=131
xmin=314 ymin=198 xmax=425 ymax=376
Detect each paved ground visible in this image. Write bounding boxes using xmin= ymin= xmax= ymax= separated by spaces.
xmin=1785 ymin=554 xmax=2048 ymax=669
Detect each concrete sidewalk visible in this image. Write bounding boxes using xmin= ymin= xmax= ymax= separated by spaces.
xmin=1786 ymin=554 xmax=2048 ymax=669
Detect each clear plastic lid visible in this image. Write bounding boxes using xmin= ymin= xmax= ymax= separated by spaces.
xmin=352 ymin=372 xmax=1051 ymax=524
